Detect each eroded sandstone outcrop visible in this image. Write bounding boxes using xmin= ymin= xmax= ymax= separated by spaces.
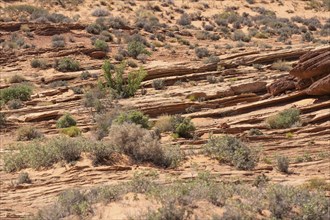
xmin=268 ymin=46 xmax=330 ymax=96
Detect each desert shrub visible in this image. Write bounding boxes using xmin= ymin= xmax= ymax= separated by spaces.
xmin=30 ymin=58 xmax=48 ymax=69
xmin=86 ymin=23 xmax=103 ymax=34
xmin=54 ymin=57 xmax=80 ymax=72
xmin=17 ymin=126 xmax=43 ymax=141
xmin=94 ymin=39 xmax=109 ymax=52
xmin=154 ymin=115 xmax=173 ymax=133
xmin=276 ymin=156 xmax=289 ymax=173
xmin=127 ymin=59 xmax=138 ymax=68
xmin=271 ymin=60 xmax=292 ymax=71
xmin=17 ymin=172 xmax=32 ymax=184
xmin=56 ymin=113 xmax=77 ymax=128
xmin=9 ymin=74 xmax=26 ymax=84
xmin=92 ymin=8 xmax=109 ymax=17
xmin=49 ymin=80 xmax=68 ymax=88
xmin=52 ymin=35 xmax=66 ymax=48
xmin=0 ymin=84 xmax=32 ymax=103
xmin=127 ymin=40 xmax=151 ymax=58
xmin=80 ymin=71 xmax=91 ymax=80
xmin=152 ymin=79 xmax=165 ymax=90
xmin=204 ymin=55 xmax=220 ymax=64
xmin=301 ymin=31 xmax=314 ymax=42
xmin=109 ymin=123 xmax=182 ymax=167
xmin=114 ymin=110 xmax=150 ymax=129
xmin=4 ymin=136 xmax=84 ymax=172
xmin=195 ymin=47 xmax=209 ymax=59
xmin=83 ymin=87 xmax=107 ymax=112
xmin=206 ymin=75 xmax=218 ymax=84
xmin=109 ymin=16 xmax=128 ymax=29
xmin=94 ymin=108 xmax=120 ymax=140
xmin=303 ymin=178 xmax=330 ymax=191
xmin=177 ymin=13 xmax=191 ymax=26
xmin=60 ymin=126 xmax=81 ymax=137
xmin=266 ymin=108 xmax=300 ymax=129
xmin=171 ymin=115 xmax=195 ymax=138
xmin=204 ymin=135 xmax=258 ymax=170
xmin=232 ymin=30 xmax=251 ymax=42
xmin=7 ymin=99 xmax=23 ymax=109
xmin=253 ymin=174 xmax=270 ymax=187
xmin=114 ymin=53 xmax=124 ymax=61
xmin=103 ymin=60 xmax=147 ymax=98
xmin=248 ymin=128 xmax=263 ymax=136
xmin=57 ymin=189 xmax=91 ymax=216
xmin=0 ymin=113 xmax=5 ymax=127
xmin=88 ymin=142 xmax=117 ymax=166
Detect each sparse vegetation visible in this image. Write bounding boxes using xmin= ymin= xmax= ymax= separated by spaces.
xmin=52 ymin=35 xmax=66 ymax=48
xmin=114 ymin=110 xmax=150 ymax=129
xmin=276 ymin=156 xmax=289 ymax=173
xmin=0 ymin=84 xmax=32 ymax=104
xmin=266 ymin=108 xmax=300 ymax=129
xmin=109 ymin=123 xmax=182 ymax=167
xmin=9 ymin=74 xmax=26 ymax=84
xmin=204 ymin=135 xmax=259 ymax=170
xmin=56 ymin=113 xmax=77 ymax=128
xmin=94 ymin=39 xmax=109 ymax=52
xmin=127 ymin=40 xmax=151 ymax=58
xmin=271 ymin=60 xmax=292 ymax=71
xmin=17 ymin=172 xmax=32 ymax=184
xmin=30 ymin=58 xmax=48 ymax=69
xmin=54 ymin=57 xmax=80 ymax=72
xmin=103 ymin=60 xmax=147 ymax=98
xmin=60 ymin=126 xmax=81 ymax=137
xmin=152 ymin=79 xmax=165 ymax=90
xmin=17 ymin=126 xmax=43 ymax=141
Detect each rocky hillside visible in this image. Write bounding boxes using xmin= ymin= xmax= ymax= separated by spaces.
xmin=0 ymin=0 xmax=329 ymax=219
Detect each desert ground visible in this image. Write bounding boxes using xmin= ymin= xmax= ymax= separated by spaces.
xmin=0 ymin=0 xmax=329 ymax=219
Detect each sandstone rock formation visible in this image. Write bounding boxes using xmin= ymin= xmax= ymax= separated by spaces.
xmin=268 ymin=46 xmax=330 ymax=96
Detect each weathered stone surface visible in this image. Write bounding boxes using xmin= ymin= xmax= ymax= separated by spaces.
xmin=306 ymin=74 xmax=330 ymax=95
xmin=267 ymin=78 xmax=296 ymax=96
xmin=290 ymin=47 xmax=330 ymax=79
xmin=144 ymin=61 xmax=217 ymax=80
xmin=89 ymin=51 xmax=107 ymax=59
xmin=17 ymin=110 xmax=60 ymax=122
xmin=231 ymin=81 xmax=267 ymax=95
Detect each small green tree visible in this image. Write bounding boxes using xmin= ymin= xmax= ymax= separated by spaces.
xmin=103 ymin=60 xmax=147 ymax=98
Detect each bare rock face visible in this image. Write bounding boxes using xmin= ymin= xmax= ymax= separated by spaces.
xmin=17 ymin=110 xmax=61 ymax=122
xmin=267 ymin=77 xmax=296 ymax=96
xmin=268 ymin=46 xmax=330 ymax=96
xmin=306 ymin=74 xmax=330 ymax=95
xmin=290 ymin=47 xmax=330 ymax=79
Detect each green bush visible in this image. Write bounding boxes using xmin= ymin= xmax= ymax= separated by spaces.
xmin=52 ymin=35 xmax=66 ymax=48
xmin=60 ymin=126 xmax=81 ymax=137
xmin=56 ymin=113 xmax=77 ymax=128
xmin=171 ymin=115 xmax=195 ymax=138
xmin=94 ymin=39 xmax=109 ymax=52
xmin=17 ymin=126 xmax=43 ymax=141
xmin=54 ymin=57 xmax=80 ymax=72
xmin=114 ymin=110 xmax=150 ymax=128
xmin=266 ymin=108 xmax=300 ymax=129
xmin=127 ymin=40 xmax=151 ymax=58
xmin=204 ymin=135 xmax=258 ymax=170
xmin=0 ymin=84 xmax=32 ymax=104
xmin=103 ymin=60 xmax=147 ymax=98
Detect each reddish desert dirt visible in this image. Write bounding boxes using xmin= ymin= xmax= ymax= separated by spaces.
xmin=0 ymin=0 xmax=330 ymax=219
